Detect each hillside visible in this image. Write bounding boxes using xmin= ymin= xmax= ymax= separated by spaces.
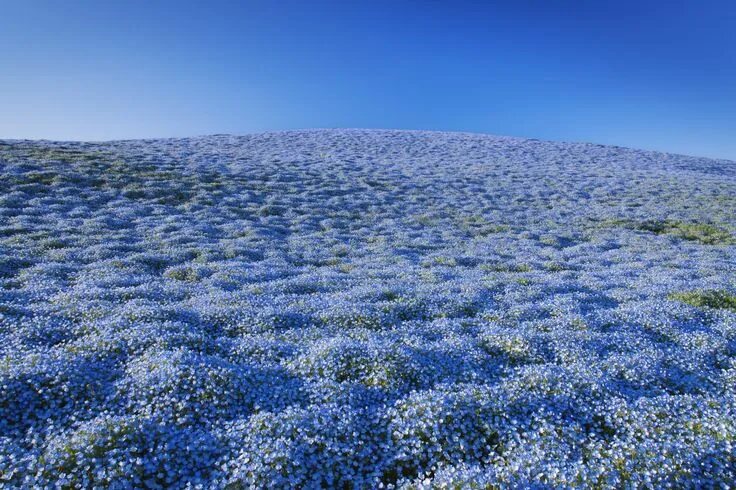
xmin=1 ymin=129 xmax=735 ymax=487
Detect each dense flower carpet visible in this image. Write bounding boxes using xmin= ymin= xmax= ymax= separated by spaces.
xmin=1 ymin=130 xmax=735 ymax=488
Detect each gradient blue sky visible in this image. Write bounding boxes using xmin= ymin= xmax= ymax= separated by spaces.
xmin=2 ymin=1 xmax=735 ymax=159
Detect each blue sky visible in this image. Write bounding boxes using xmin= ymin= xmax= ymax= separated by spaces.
xmin=2 ymin=1 xmax=735 ymax=159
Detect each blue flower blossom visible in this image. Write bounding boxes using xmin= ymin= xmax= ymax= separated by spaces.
xmin=1 ymin=130 xmax=735 ymax=487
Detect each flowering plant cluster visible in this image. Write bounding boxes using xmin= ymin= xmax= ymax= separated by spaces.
xmin=1 ymin=130 xmax=735 ymax=488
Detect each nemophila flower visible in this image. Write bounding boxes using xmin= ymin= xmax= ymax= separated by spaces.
xmin=0 ymin=130 xmax=735 ymax=487
xmin=0 ymin=347 xmax=117 ymax=436
xmin=115 ymin=348 xmax=261 ymax=424
xmin=217 ymin=404 xmax=387 ymax=489
xmin=384 ymin=385 xmax=503 ymax=484
xmin=288 ymin=336 xmax=423 ymax=391
xmin=22 ymin=414 xmax=223 ymax=488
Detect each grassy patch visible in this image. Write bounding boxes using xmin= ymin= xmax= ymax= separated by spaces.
xmin=668 ymin=290 xmax=736 ymax=312
xmin=543 ymin=261 xmax=571 ymax=272
xmin=636 ymin=221 xmax=733 ymax=245
xmin=458 ymin=215 xmax=509 ymax=237
xmin=480 ymin=262 xmax=532 ymax=273
xmin=164 ymin=265 xmax=209 ymax=282
xmin=598 ymin=219 xmax=734 ymax=245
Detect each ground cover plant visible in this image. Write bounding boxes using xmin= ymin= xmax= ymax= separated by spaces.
xmin=1 ymin=130 xmax=735 ymax=488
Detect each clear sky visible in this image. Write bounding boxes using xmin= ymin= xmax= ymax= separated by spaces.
xmin=2 ymin=1 xmax=735 ymax=159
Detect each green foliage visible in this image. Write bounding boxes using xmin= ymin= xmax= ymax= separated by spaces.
xmin=458 ymin=215 xmax=509 ymax=237
xmin=164 ymin=266 xmax=208 ymax=282
xmin=13 ymin=171 xmax=58 ymax=186
xmin=669 ymin=290 xmax=736 ymax=312
xmin=480 ymin=263 xmax=532 ymax=273
xmin=543 ymin=261 xmax=569 ymax=272
xmin=599 ymin=219 xmax=734 ymax=245
xmin=636 ymin=220 xmax=733 ymax=245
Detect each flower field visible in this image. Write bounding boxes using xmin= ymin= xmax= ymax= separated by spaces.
xmin=1 ymin=129 xmax=735 ymax=488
